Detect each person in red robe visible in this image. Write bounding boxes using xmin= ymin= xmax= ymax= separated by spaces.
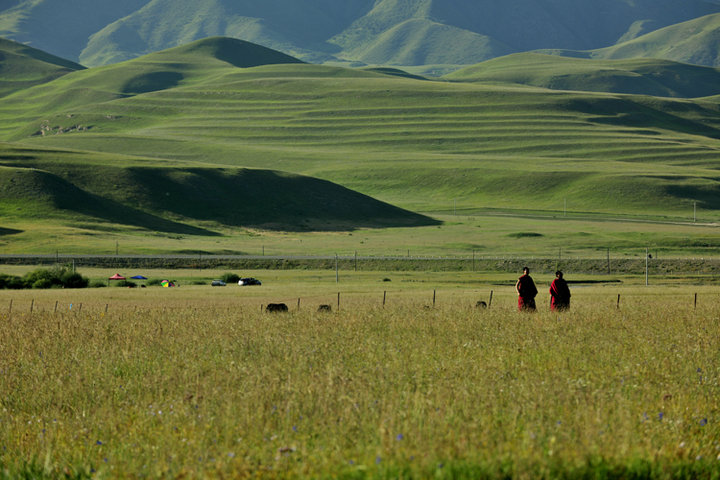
xmin=515 ymin=266 xmax=538 ymax=311
xmin=549 ymin=270 xmax=571 ymax=311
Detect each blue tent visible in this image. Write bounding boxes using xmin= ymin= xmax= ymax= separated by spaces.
xmin=131 ymin=275 xmax=148 ymax=280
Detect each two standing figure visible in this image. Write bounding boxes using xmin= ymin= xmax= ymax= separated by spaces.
xmin=515 ymin=267 xmax=571 ymax=312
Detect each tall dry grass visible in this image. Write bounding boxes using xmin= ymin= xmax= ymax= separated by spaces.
xmin=0 ymin=288 xmax=718 ymax=478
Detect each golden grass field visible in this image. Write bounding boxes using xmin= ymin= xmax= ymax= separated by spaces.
xmin=1 ymin=271 xmax=719 ymax=478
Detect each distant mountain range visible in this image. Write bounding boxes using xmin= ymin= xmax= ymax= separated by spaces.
xmin=2 ymin=0 xmax=720 ymax=72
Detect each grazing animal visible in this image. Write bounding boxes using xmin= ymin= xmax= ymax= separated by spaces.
xmin=266 ymin=303 xmax=288 ymax=313
xmin=317 ymin=304 xmax=332 ymax=312
xmin=476 ymin=301 xmax=487 ymax=309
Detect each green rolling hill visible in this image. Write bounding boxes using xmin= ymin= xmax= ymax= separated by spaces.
xmin=445 ymin=53 xmax=720 ymax=98
xmin=0 ymin=37 xmax=84 ymax=98
xmin=539 ymin=13 xmax=720 ymax=67
xmin=0 ymin=142 xmax=437 ymax=234
xmin=594 ymin=13 xmax=720 ymax=66
xmin=2 ymin=36 xmax=720 ymax=254
xmin=0 ymin=38 xmax=436 ymax=237
xmin=337 ymin=18 xmax=513 ymax=67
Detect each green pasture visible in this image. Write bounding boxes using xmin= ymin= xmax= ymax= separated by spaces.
xmin=1 ymin=211 xmax=719 ymax=259
xmin=1 ymin=281 xmax=718 ymax=478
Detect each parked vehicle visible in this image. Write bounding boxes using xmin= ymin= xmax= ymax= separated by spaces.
xmin=211 ymin=280 xmax=226 ymax=286
xmin=238 ymin=278 xmax=261 ymax=286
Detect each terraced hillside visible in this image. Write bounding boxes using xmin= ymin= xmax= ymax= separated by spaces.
xmin=2 ymin=37 xmax=720 ymax=254
xmin=3 ymin=45 xmax=720 ymax=213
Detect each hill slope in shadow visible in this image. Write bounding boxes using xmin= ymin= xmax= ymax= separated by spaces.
xmin=0 ymin=144 xmax=438 ymax=232
xmin=0 ymin=37 xmax=84 ymax=97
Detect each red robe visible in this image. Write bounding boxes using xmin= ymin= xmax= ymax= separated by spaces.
xmin=549 ymin=278 xmax=571 ymax=311
xmin=516 ymin=274 xmax=538 ymax=311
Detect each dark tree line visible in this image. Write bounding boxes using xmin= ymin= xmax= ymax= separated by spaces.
xmin=0 ymin=267 xmax=89 ymax=289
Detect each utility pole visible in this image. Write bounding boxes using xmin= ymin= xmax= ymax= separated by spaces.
xmin=606 ymin=248 xmax=610 ymax=274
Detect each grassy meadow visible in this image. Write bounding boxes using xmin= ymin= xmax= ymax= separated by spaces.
xmin=3 ymin=210 xmax=720 ymax=261
xmin=0 ymin=274 xmax=719 ymax=479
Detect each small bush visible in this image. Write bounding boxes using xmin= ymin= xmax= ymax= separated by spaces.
xmin=60 ymin=271 xmax=89 ymax=289
xmin=221 ymin=272 xmax=240 ymax=284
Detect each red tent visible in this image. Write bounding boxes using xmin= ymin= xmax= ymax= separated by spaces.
xmin=108 ymin=273 xmax=126 ymax=280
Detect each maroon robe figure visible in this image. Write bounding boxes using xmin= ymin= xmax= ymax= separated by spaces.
xmin=516 ymin=267 xmax=538 ymax=311
xmin=549 ymin=271 xmax=571 ymax=311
